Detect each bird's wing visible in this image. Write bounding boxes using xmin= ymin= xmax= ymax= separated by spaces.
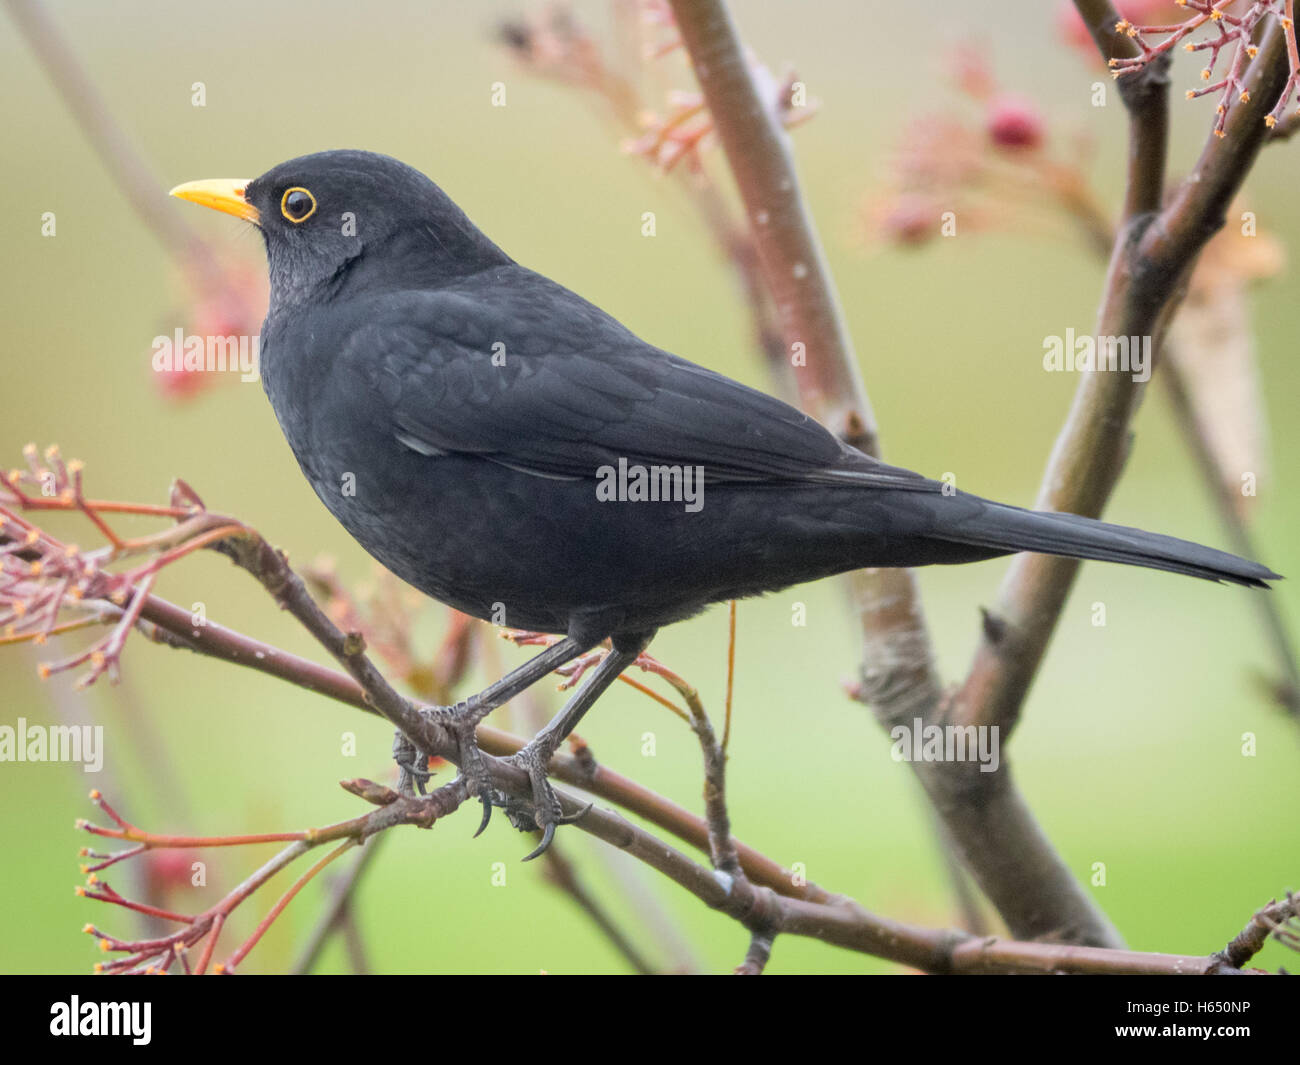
xmin=344 ymin=275 xmax=931 ymax=489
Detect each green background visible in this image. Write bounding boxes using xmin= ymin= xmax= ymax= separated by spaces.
xmin=0 ymin=0 xmax=1296 ymax=974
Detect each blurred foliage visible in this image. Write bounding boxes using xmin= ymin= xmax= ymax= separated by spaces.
xmin=0 ymin=0 xmax=1296 ymax=973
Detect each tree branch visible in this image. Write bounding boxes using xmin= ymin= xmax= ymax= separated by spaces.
xmin=668 ymin=0 xmax=1125 ymax=947
xmin=956 ymin=8 xmax=1290 ymax=738
xmin=664 ymin=0 xmax=943 ymax=729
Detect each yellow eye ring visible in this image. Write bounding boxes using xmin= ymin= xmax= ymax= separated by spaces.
xmin=280 ymin=187 xmax=317 ymax=223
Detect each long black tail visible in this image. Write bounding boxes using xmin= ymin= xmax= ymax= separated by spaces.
xmin=929 ymin=494 xmax=1279 ymax=588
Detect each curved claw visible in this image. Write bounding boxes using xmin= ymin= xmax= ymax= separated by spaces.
xmin=557 ymin=801 xmax=593 ymax=826
xmin=519 ymin=802 xmax=592 ymax=860
xmin=521 ymin=821 xmax=556 ymax=862
xmin=472 ymin=793 xmax=493 ymax=838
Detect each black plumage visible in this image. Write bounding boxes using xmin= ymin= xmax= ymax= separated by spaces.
xmin=172 ymin=150 xmax=1278 ymax=854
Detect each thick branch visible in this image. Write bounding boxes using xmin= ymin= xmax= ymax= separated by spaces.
xmin=668 ymin=0 xmax=1123 ymax=947
xmin=956 ymin=10 xmax=1290 ymax=737
xmin=664 ymin=0 xmax=942 ymax=728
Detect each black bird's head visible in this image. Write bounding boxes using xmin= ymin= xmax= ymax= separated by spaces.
xmin=171 ymin=150 xmax=510 ymax=308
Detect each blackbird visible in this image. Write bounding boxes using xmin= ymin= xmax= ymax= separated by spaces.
xmin=172 ymin=150 xmax=1278 ymax=856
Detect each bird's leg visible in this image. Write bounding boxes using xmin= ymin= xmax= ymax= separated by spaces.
xmin=509 ymin=635 xmax=651 ymax=860
xmin=425 ymin=634 xmax=596 ymax=834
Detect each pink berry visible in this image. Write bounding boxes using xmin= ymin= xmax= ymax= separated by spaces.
xmin=987 ymin=96 xmax=1045 ymax=150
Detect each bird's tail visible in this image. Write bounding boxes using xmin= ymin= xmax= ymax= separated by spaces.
xmin=932 ymin=496 xmax=1278 ymax=588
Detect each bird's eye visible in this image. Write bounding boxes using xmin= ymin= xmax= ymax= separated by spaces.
xmin=280 ymin=187 xmax=317 ymax=223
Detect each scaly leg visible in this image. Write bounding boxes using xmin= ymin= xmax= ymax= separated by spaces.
xmin=508 ymin=633 xmax=653 ymax=860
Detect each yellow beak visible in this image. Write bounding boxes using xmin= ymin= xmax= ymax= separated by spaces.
xmin=169 ymin=178 xmax=259 ymax=224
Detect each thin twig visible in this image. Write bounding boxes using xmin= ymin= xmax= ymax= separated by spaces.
xmin=291 ymin=833 xmax=386 ymax=975
xmin=1161 ymin=359 xmax=1300 ymax=718
xmin=723 ymin=599 xmax=736 ymax=751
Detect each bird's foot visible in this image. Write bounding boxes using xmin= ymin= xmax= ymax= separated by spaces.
xmin=391 ymin=731 xmax=434 ymax=795
xmin=425 ymin=699 xmax=496 ymax=838
xmin=504 ymin=739 xmax=592 ymax=861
